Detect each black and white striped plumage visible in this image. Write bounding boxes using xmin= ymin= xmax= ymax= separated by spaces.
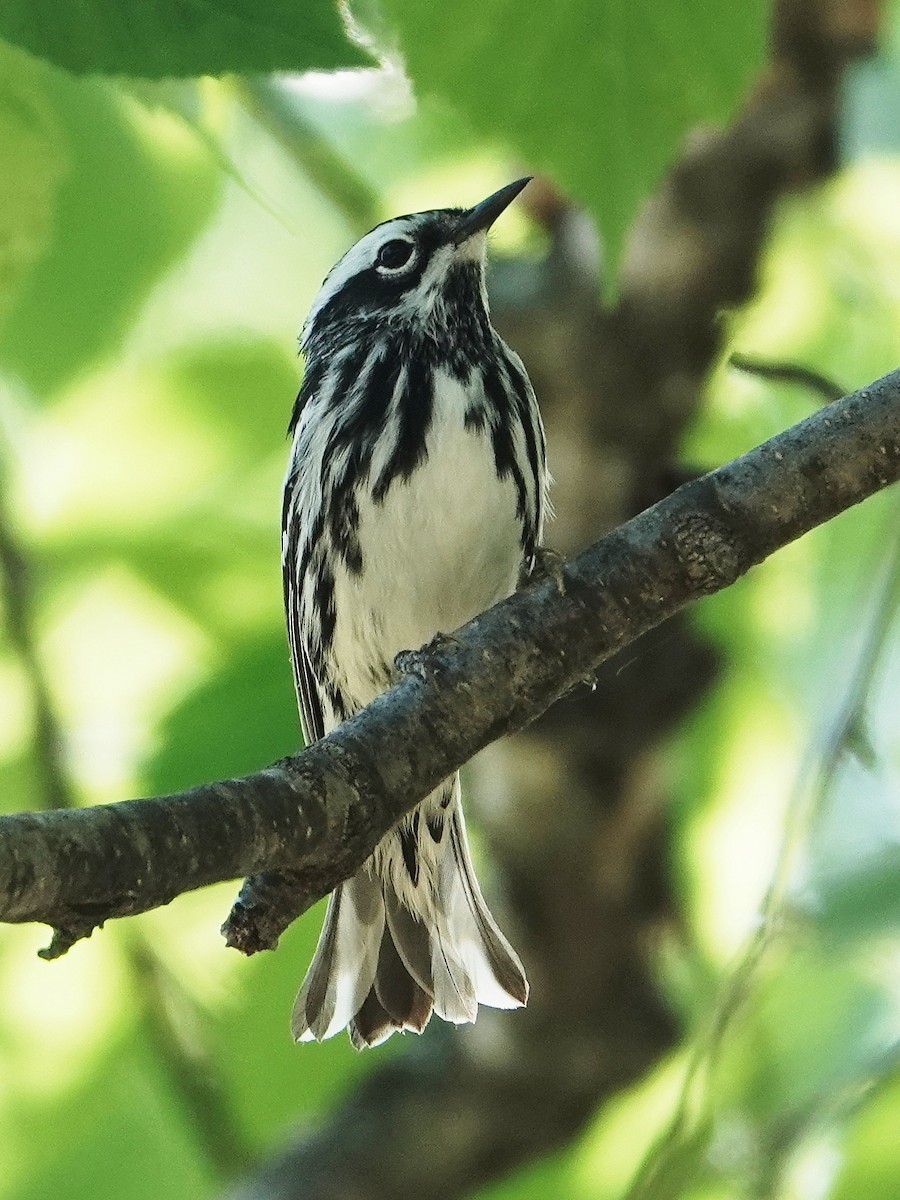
xmin=283 ymin=178 xmax=549 ymax=1048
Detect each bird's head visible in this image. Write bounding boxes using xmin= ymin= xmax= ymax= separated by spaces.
xmin=301 ymin=177 xmax=530 ymax=357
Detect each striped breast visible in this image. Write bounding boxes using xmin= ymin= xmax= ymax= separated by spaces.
xmin=327 ymin=364 xmax=526 ymax=712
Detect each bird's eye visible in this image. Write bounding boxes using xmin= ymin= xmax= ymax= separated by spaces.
xmin=376 ymin=239 xmax=414 ymax=271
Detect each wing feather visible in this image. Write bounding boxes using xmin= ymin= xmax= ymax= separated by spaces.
xmin=282 ymin=482 xmax=327 ymax=745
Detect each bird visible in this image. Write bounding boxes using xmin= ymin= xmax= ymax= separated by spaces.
xmin=282 ymin=177 xmax=549 ymax=1048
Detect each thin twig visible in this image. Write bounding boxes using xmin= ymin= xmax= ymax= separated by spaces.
xmin=729 ymin=353 xmax=846 ymax=405
xmin=233 ymin=77 xmax=381 ymax=233
xmin=0 ymin=476 xmax=73 ymax=812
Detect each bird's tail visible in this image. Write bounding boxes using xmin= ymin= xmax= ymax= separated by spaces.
xmin=291 ymin=775 xmax=528 ymax=1048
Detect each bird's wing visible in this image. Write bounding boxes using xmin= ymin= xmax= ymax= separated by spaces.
xmin=282 ymin=484 xmax=327 ymax=745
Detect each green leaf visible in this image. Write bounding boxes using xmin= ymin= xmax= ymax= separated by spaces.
xmin=142 ymin=635 xmax=300 ymax=794
xmin=810 ymin=848 xmax=900 ymax=942
xmin=0 ymin=0 xmax=370 ymax=78
xmin=0 ymin=43 xmax=68 ymax=318
xmin=832 ymin=1072 xmax=900 ymax=1200
xmin=379 ymin=0 xmax=768 ymax=273
xmin=0 ymin=73 xmax=220 ymax=396
xmin=9 ymin=1033 xmax=216 ymax=1200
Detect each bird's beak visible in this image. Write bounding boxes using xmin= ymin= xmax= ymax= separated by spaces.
xmin=452 ymin=177 xmax=531 ymax=247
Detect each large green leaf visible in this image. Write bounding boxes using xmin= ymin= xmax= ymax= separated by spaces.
xmin=0 ymin=0 xmax=370 ymax=77
xmin=379 ymin=0 xmax=768 ymax=272
xmin=0 ymin=71 xmax=219 ymax=396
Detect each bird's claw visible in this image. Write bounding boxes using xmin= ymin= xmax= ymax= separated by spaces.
xmin=394 ymin=631 xmax=461 ymax=681
xmin=523 ymin=545 xmax=567 ymax=594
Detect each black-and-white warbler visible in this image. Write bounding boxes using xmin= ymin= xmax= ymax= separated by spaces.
xmin=283 ymin=178 xmax=549 ymax=1048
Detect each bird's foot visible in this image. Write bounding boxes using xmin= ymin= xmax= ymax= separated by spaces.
xmin=394 ymin=631 xmax=461 ymax=681
xmin=523 ymin=545 xmax=567 ymax=594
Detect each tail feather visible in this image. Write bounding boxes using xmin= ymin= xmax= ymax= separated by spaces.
xmin=442 ymin=803 xmax=528 ymax=1009
xmin=384 ymin=889 xmax=435 ymax=995
xmin=348 ymin=926 xmax=435 ymax=1049
xmin=292 ymin=775 xmax=527 ymax=1047
xmin=291 ymin=873 xmax=383 ymax=1042
xmin=429 ymin=926 xmax=479 ymax=1025
xmin=372 ymin=921 xmax=433 ymax=1031
xmin=348 ymin=989 xmax=396 ymax=1050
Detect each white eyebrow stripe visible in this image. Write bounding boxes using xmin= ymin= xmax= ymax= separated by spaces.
xmin=302 ymin=215 xmax=422 ymax=344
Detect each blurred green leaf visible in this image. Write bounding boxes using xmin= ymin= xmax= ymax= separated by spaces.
xmin=623 ymin=1130 xmax=716 ymax=1200
xmin=213 ymin=911 xmax=380 ymax=1143
xmin=809 ymin=847 xmax=900 ymax=941
xmin=0 ymin=2 xmax=370 ymax=78
xmin=9 ymin=1033 xmax=216 ymax=1200
xmin=163 ymin=336 xmax=298 ymax=462
xmin=379 ymin=0 xmax=768 ymax=273
xmin=142 ymin=634 xmax=299 ymax=795
xmin=832 ymin=1070 xmax=900 ymax=1200
xmin=0 ymin=43 xmax=68 ymax=319
xmin=746 ymin=947 xmax=890 ymax=1117
xmin=0 ymin=71 xmax=219 ymax=396
xmin=475 ymin=1146 xmax=577 ymax=1200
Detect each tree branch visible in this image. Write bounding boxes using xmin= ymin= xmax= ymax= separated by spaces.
xmin=2 ymin=368 xmax=899 ymax=951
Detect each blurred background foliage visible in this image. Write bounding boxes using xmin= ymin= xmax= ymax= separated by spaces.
xmin=1 ymin=1 xmax=900 ymax=1199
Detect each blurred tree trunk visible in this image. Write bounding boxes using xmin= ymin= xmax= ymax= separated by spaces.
xmin=225 ymin=3 xmax=881 ymax=1197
